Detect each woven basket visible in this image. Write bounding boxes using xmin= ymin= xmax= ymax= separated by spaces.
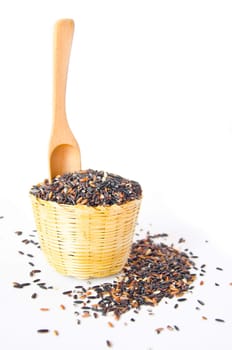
xmin=30 ymin=195 xmax=141 ymax=279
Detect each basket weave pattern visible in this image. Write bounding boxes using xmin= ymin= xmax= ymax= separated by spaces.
xmin=30 ymin=195 xmax=141 ymax=279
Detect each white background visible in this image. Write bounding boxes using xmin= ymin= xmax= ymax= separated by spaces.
xmin=0 ymin=1 xmax=232 ymax=349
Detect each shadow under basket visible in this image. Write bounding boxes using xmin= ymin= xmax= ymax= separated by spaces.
xmin=30 ymin=195 xmax=141 ymax=279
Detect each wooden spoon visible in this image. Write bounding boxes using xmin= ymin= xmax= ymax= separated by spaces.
xmin=49 ymin=19 xmax=81 ymax=180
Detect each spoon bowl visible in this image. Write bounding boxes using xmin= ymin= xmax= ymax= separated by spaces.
xmin=50 ymin=144 xmax=81 ymax=178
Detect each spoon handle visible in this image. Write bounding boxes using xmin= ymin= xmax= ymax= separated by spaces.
xmin=53 ymin=19 xmax=74 ymax=127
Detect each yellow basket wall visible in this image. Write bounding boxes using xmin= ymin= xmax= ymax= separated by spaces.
xmin=30 ymin=195 xmax=141 ymax=279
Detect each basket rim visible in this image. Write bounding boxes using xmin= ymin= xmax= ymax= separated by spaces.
xmin=30 ymin=193 xmax=142 ymax=210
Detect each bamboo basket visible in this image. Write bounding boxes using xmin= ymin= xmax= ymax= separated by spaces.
xmin=30 ymin=195 xmax=141 ymax=279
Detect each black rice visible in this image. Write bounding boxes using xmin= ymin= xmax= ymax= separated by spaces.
xmin=106 ymin=340 xmax=112 ymax=347
xmin=37 ymin=329 xmax=49 ymax=333
xmin=73 ymin=234 xmax=196 ymax=320
xmin=30 ymin=169 xmax=142 ymax=206
xmin=15 ymin=230 xmax=23 ymax=235
xmin=30 ymin=269 xmax=41 ymax=277
xmin=13 ymin=282 xmax=31 ymax=289
xmin=155 ymin=327 xmax=164 ymax=334
xmin=62 ymin=290 xmax=72 ymax=296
